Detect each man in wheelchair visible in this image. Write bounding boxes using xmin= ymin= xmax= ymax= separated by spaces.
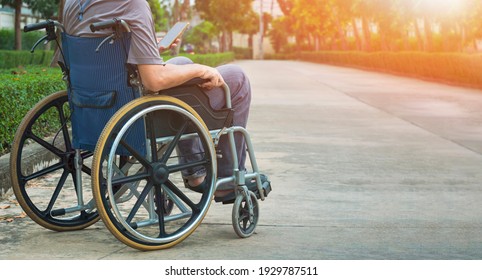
xmin=63 ymin=0 xmax=266 ymax=203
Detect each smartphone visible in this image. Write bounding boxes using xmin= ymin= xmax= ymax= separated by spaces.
xmin=158 ymin=22 xmax=189 ymax=49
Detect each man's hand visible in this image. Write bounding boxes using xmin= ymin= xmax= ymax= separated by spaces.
xmin=199 ymin=66 xmax=225 ymax=90
xmin=157 ymin=38 xmax=181 ymax=53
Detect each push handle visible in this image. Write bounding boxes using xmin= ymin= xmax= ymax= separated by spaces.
xmin=90 ymin=19 xmax=117 ymax=32
xmin=24 ymin=20 xmax=54 ymax=33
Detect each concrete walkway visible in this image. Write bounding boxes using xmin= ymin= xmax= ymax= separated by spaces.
xmin=1 ymin=60 xmax=482 ymax=260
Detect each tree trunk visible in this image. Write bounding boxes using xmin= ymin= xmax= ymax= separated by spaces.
xmin=352 ymin=18 xmax=362 ymax=51
xmin=335 ymin=17 xmax=347 ymax=51
xmin=424 ymin=17 xmax=432 ymax=52
xmin=414 ymin=19 xmax=424 ymax=51
xmin=361 ymin=17 xmax=371 ymax=51
xmin=58 ymin=0 xmax=65 ymax=23
xmin=14 ymin=0 xmax=22 ymax=50
xmin=180 ymin=0 xmax=190 ymax=21
xmin=220 ymin=29 xmax=229 ymax=52
xmin=228 ymin=31 xmax=233 ymax=51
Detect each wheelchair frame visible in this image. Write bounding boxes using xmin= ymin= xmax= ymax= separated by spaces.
xmin=9 ymin=19 xmax=271 ymax=250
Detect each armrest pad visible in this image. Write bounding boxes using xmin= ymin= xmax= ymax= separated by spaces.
xmin=179 ymin=78 xmax=208 ymax=87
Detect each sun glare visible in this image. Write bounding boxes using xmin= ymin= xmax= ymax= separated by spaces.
xmin=422 ymin=0 xmax=464 ymax=13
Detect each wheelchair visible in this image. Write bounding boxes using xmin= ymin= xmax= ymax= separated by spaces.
xmin=9 ymin=19 xmax=271 ymax=250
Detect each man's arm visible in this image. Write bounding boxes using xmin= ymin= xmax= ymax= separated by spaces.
xmin=138 ymin=63 xmax=225 ymax=92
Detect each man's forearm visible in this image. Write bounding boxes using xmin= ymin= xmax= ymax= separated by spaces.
xmin=138 ymin=63 xmax=206 ymax=92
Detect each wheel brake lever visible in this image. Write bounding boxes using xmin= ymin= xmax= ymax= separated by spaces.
xmin=95 ymin=34 xmax=116 ymax=52
xmin=30 ymin=35 xmax=48 ymax=53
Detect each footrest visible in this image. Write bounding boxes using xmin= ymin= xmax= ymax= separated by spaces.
xmin=215 ymin=174 xmax=272 ymax=205
xmin=258 ymin=179 xmax=272 ymax=199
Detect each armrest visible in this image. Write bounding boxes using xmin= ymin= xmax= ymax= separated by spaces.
xmin=183 ymin=77 xmax=207 ymax=86
xmin=161 ymin=79 xmax=232 ymax=109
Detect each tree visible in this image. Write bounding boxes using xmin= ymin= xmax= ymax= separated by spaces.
xmin=147 ymin=0 xmax=168 ymax=31
xmin=237 ymin=9 xmax=259 ymax=51
xmin=171 ymin=0 xmax=191 ymax=24
xmin=291 ymin=0 xmax=332 ymax=51
xmin=268 ymin=16 xmax=291 ymax=52
xmin=26 ymin=0 xmax=59 ymax=19
xmin=184 ymin=20 xmax=218 ymax=53
xmin=1 ymin=0 xmax=60 ymax=50
xmin=277 ymin=0 xmax=294 ymax=15
xmin=1 ymin=0 xmax=23 ymax=50
xmin=195 ymin=0 xmax=254 ymax=52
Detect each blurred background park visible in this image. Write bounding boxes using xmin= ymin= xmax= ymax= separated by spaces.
xmin=1 ymin=0 xmax=482 ymax=154
xmin=2 ymin=1 xmax=482 ymax=59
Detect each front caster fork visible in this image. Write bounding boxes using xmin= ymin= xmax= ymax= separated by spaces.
xmin=232 ymin=184 xmax=259 ymax=238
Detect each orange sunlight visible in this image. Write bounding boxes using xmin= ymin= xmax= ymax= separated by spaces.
xmin=422 ymin=0 xmax=464 ymax=13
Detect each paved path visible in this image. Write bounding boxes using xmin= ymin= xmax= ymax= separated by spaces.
xmin=2 ymin=60 xmax=482 ymax=260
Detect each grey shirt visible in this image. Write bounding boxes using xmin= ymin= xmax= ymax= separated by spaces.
xmin=63 ymin=0 xmax=164 ymax=65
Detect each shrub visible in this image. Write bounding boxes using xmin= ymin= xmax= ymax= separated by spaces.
xmin=0 ymin=66 xmax=65 ymax=154
xmin=0 ymin=53 xmax=234 ymax=155
xmin=0 ymin=50 xmax=55 ymax=69
xmin=0 ymin=29 xmax=47 ymax=51
xmin=294 ymin=51 xmax=482 ymax=89
xmin=233 ymin=47 xmax=253 ymax=60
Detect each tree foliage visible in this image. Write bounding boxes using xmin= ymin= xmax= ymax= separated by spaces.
xmin=184 ymin=20 xmax=218 ymax=53
xmin=27 ymin=0 xmax=59 ymax=19
xmin=195 ymin=0 xmax=254 ymax=51
xmin=1 ymin=0 xmax=23 ymax=50
xmin=272 ymin=0 xmax=482 ymax=53
xmin=147 ymin=0 xmax=168 ymax=32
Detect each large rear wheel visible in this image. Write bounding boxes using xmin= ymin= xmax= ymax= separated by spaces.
xmin=92 ymin=95 xmax=216 ymax=250
xmin=10 ymin=90 xmax=99 ymax=231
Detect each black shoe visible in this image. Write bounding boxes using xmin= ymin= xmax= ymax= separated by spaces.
xmin=184 ymin=178 xmax=207 ymax=194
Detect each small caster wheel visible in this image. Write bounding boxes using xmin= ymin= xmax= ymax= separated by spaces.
xmin=232 ymin=191 xmax=259 ymax=238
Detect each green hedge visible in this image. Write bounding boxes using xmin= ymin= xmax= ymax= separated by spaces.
xmin=233 ymin=47 xmax=253 ymax=60
xmin=0 ymin=52 xmax=235 ymax=155
xmin=294 ymin=51 xmax=482 ymax=89
xmin=0 ymin=50 xmax=55 ymax=69
xmin=0 ymin=67 xmax=65 ymax=154
xmin=0 ymin=51 xmax=235 ymax=70
xmin=0 ymin=29 xmax=47 ymax=51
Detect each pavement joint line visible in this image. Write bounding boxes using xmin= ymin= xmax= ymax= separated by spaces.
xmin=98 ymin=247 xmax=127 ymax=259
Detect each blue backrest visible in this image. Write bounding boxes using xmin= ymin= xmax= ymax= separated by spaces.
xmin=62 ymin=32 xmax=145 ymax=155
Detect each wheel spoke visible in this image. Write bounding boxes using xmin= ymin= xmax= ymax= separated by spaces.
xmin=81 ymin=150 xmax=93 ymax=159
xmin=43 ymin=169 xmax=69 ymax=215
xmin=119 ymin=138 xmax=151 ymax=168
xmin=146 ymin=116 xmax=159 ymax=162
xmin=160 ymin=120 xmax=188 ymax=163
xmin=22 ymin=162 xmax=64 ymax=182
xmin=111 ymin=172 xmax=150 ymax=186
xmin=163 ymin=180 xmax=198 ymax=212
xmin=27 ymin=132 xmax=65 ymax=156
xmin=126 ymin=182 xmax=154 ymax=224
xmin=56 ymin=102 xmax=72 ymax=150
xmin=168 ymin=158 xmax=208 ymax=173
xmin=154 ymin=185 xmax=166 ymax=237
xmin=81 ymin=164 xmax=92 ymax=176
